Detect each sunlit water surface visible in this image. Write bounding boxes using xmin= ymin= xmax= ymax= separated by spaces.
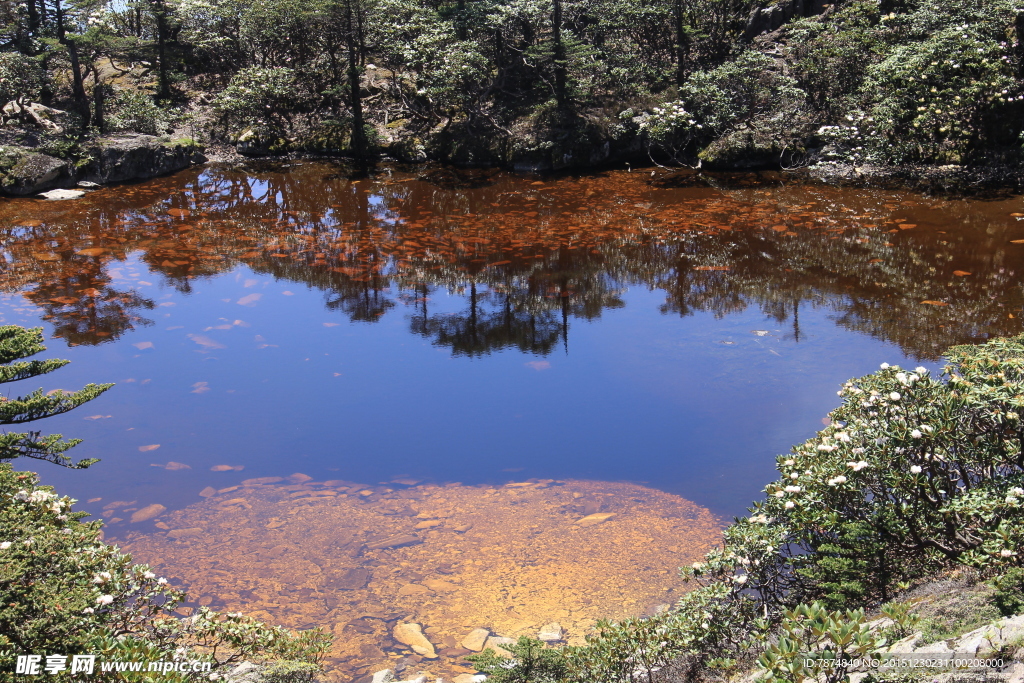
xmin=2 ymin=163 xmax=1023 ymax=679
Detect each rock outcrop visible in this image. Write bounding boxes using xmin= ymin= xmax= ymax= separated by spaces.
xmin=0 ymin=133 xmax=204 ymax=196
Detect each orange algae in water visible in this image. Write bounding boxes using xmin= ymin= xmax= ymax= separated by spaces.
xmin=119 ymin=479 xmax=722 ymax=681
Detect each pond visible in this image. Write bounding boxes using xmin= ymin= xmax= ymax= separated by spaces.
xmin=1 ymin=162 xmax=1022 ymax=680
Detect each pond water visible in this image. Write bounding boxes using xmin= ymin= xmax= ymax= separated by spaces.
xmin=2 ymin=162 xmax=1023 ymax=679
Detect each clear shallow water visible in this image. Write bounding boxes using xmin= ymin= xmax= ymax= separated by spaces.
xmin=1 ymin=162 xmax=1022 ymax=522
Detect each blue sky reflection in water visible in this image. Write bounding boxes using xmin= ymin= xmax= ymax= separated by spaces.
xmin=0 ymin=162 xmax=1022 ymax=526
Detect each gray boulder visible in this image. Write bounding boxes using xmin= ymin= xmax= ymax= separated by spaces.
xmin=82 ymin=135 xmax=204 ymax=184
xmin=0 ymin=149 xmax=73 ymax=195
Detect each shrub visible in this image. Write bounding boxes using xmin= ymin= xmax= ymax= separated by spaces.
xmin=0 ymin=53 xmax=45 ymax=106
xmin=212 ymin=66 xmax=301 ymax=136
xmin=991 ymin=568 xmax=1024 ymax=617
xmin=0 ymin=464 xmax=331 ymax=677
xmin=570 ymin=333 xmax=1024 ymax=682
xmin=862 ymin=0 xmax=1022 ymax=163
xmin=468 ymin=637 xmax=569 ymax=683
xmin=107 ymin=90 xmax=171 ymax=135
xmin=643 ymin=52 xmax=807 ymax=164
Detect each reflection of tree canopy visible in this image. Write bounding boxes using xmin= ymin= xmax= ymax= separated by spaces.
xmin=0 ymin=163 xmax=1020 ymax=358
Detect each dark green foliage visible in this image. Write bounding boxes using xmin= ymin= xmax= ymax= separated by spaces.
xmin=797 ymin=521 xmax=889 ymax=610
xmin=0 ymin=326 xmax=112 ymax=468
xmin=467 ymin=637 xmax=569 ymax=683
xmin=991 ymin=568 xmax=1024 ymax=616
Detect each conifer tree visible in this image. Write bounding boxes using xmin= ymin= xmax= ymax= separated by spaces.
xmin=0 ymin=326 xmax=112 ymax=468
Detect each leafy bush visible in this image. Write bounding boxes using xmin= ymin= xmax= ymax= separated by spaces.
xmin=643 ymin=52 xmax=807 ymax=164
xmin=756 ymin=603 xmax=886 ymax=683
xmin=991 ymin=568 xmax=1024 ymax=617
xmin=0 ymin=52 xmax=45 ymax=106
xmin=0 ymin=464 xmax=331 ymax=677
xmin=862 ymin=0 xmax=1022 ymax=163
xmin=213 ymin=66 xmax=302 ymax=136
xmin=562 ymin=333 xmax=1024 ymax=682
xmin=107 ymin=90 xmax=171 ymax=136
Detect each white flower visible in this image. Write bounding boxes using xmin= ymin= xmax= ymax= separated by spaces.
xmin=1011 ymin=487 xmax=1024 ymax=496
xmin=896 ymin=372 xmax=908 ymax=385
xmin=144 ymin=571 xmax=156 ymax=579
xmin=889 ymin=392 xmax=901 ymax=401
xmin=157 ymin=577 xmax=168 ymax=585
xmin=785 ymin=485 xmax=801 ymax=493
xmin=92 ymin=571 xmax=112 ymax=585
xmin=848 ymin=461 xmax=869 ymax=472
xmin=790 ymin=472 xmax=799 ymax=480
xmin=765 ymin=545 xmax=774 ymax=552
xmin=774 ymin=491 xmax=785 ymax=498
xmin=96 ymin=594 xmax=114 ymax=605
xmin=817 ymin=444 xmax=836 ymax=452
xmin=828 ymin=475 xmax=848 ymax=485
xmin=836 ymin=432 xmax=851 ymax=443
xmin=915 ymin=366 xmax=927 ymax=374
xmin=784 ymin=501 xmax=795 ymax=509
xmin=82 ymin=607 xmax=95 ymax=614
xmin=0 ymin=541 xmax=10 ymax=550
xmin=734 ymin=574 xmax=748 ymax=583
xmin=691 ymin=562 xmax=704 ymax=570
xmin=1000 ymin=549 xmax=1015 ymax=557
xmin=784 ymin=459 xmax=795 ymax=466
xmin=910 ymin=465 xmax=923 ymax=474
xmin=880 ymin=363 xmax=890 ymax=369
xmin=911 ymin=429 xmax=923 ymax=438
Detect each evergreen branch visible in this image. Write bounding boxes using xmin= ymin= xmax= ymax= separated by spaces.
xmin=0 ymin=431 xmax=98 ymax=468
xmin=0 ymin=326 xmax=48 ymax=365
xmin=0 ymin=384 xmax=115 ymax=425
xmin=0 ymin=359 xmax=72 ymax=384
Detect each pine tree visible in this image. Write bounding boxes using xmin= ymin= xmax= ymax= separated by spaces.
xmin=0 ymin=326 xmax=112 ymax=468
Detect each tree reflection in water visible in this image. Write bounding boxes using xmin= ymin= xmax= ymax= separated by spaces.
xmin=0 ymin=162 xmax=1021 ymax=359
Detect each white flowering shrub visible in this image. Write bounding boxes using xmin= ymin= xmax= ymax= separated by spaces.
xmin=863 ymin=0 xmax=1021 ymax=163
xmin=642 ymin=51 xmax=807 ymax=164
xmin=0 ymin=464 xmax=330 ymax=679
xmin=688 ymin=334 xmax=1024 ymax=619
xmin=815 ymin=111 xmax=880 ymax=164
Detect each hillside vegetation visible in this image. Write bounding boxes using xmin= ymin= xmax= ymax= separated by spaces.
xmin=1 ymin=0 xmax=1023 ymax=169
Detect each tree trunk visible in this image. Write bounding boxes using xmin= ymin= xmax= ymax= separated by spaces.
xmin=673 ymin=0 xmax=689 ymax=87
xmin=55 ymin=0 xmax=91 ymax=128
xmin=152 ymin=0 xmax=171 ymax=100
xmin=552 ymin=0 xmax=568 ymax=116
xmin=344 ymin=0 xmax=367 ymax=165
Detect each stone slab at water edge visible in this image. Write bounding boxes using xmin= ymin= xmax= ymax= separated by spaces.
xmin=0 ymin=131 xmax=205 ymax=196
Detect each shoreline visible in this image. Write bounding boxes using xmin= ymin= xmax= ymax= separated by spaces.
xmin=4 ymin=132 xmax=1024 ymax=199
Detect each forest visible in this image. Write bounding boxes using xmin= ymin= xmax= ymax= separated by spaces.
xmin=2 ymin=0 xmax=1023 ymax=170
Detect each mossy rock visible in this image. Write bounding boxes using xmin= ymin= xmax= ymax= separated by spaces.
xmin=0 ymin=146 xmax=72 ymax=195
xmin=296 ymin=121 xmax=351 ymax=154
xmin=236 ymin=128 xmax=290 ymax=157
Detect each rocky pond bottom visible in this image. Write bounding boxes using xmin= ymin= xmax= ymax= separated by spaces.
xmin=114 ymin=478 xmax=722 ymax=681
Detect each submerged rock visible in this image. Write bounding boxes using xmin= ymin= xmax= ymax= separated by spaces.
xmin=460 ymin=628 xmax=490 ymax=652
xmin=393 ymin=622 xmax=438 ymax=658
xmin=537 ymin=622 xmax=564 ymax=643
xmin=130 ymin=503 xmax=167 ymax=523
